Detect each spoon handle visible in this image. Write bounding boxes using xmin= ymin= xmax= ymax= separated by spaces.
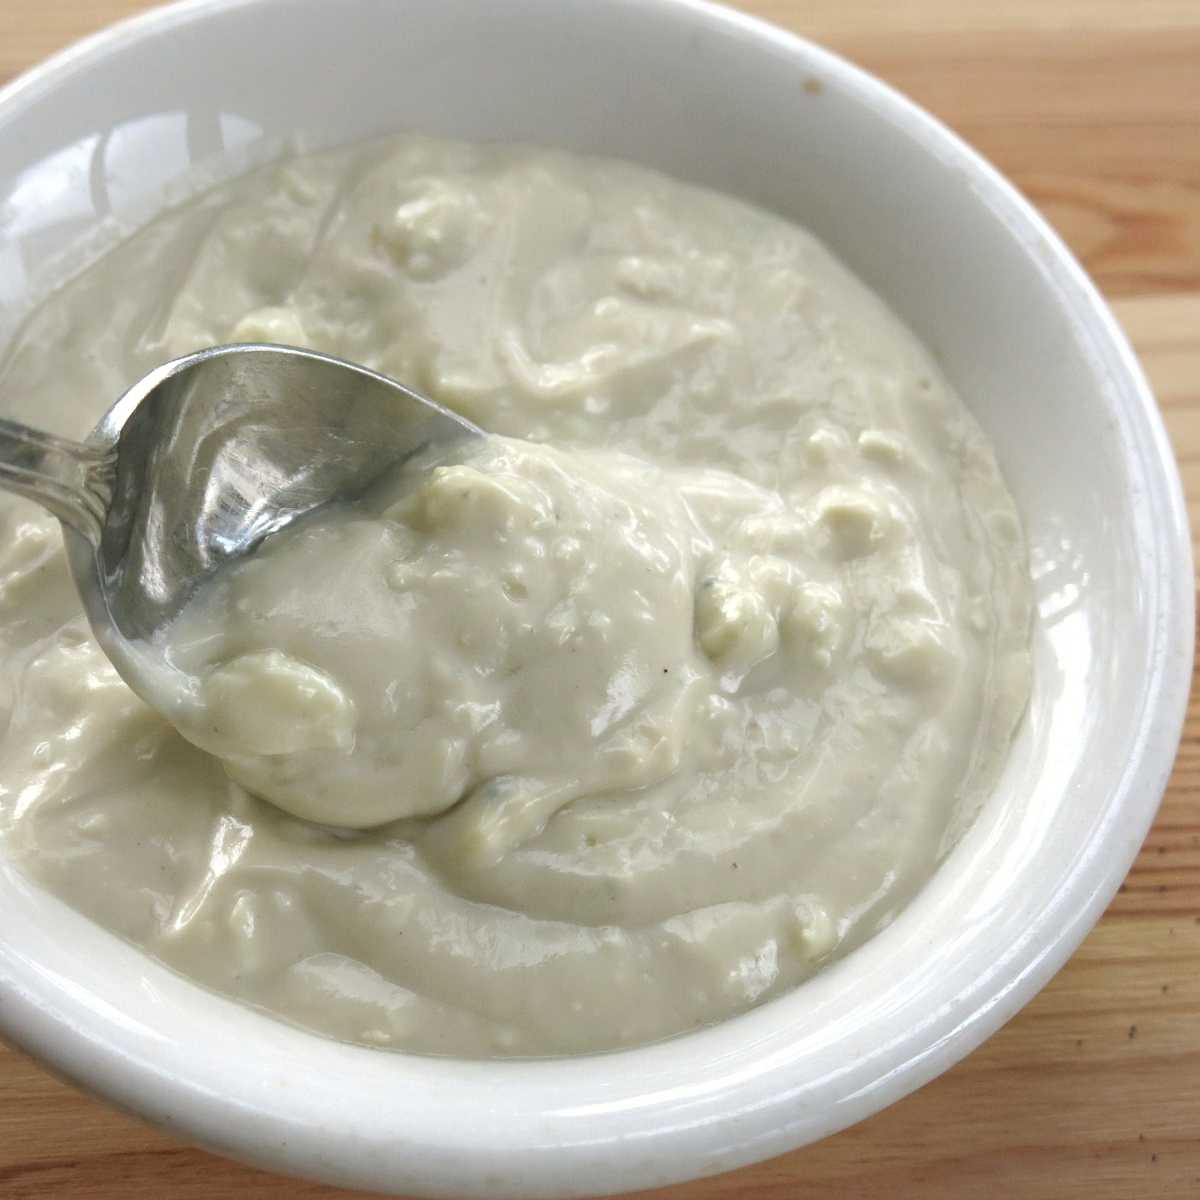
xmin=0 ymin=419 xmax=113 ymax=545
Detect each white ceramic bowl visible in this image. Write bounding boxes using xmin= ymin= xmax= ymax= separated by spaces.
xmin=0 ymin=1 xmax=1191 ymax=1195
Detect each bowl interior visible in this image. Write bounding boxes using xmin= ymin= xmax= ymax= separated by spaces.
xmin=0 ymin=1 xmax=1190 ymax=1197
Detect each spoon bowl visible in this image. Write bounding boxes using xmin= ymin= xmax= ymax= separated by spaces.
xmin=0 ymin=343 xmax=481 ymax=684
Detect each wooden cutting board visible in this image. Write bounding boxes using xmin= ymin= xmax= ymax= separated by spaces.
xmin=0 ymin=2 xmax=1197 ymax=1197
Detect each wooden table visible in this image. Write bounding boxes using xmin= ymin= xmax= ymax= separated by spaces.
xmin=1 ymin=2 xmax=1197 ymax=1197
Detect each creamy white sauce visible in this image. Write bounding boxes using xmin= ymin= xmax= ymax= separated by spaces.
xmin=151 ymin=438 xmax=713 ymax=836
xmin=0 ymin=134 xmax=1032 ymax=1056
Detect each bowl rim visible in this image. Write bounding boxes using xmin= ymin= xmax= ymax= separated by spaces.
xmin=0 ymin=0 xmax=1193 ymax=1196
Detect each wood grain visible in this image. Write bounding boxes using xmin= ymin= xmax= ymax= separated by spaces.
xmin=1 ymin=2 xmax=1198 ymax=1197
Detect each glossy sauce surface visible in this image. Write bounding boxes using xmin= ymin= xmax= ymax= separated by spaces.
xmin=0 ymin=135 xmax=1031 ymax=1055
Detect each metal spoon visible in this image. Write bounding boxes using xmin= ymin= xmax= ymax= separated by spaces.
xmin=0 ymin=343 xmax=481 ymax=688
